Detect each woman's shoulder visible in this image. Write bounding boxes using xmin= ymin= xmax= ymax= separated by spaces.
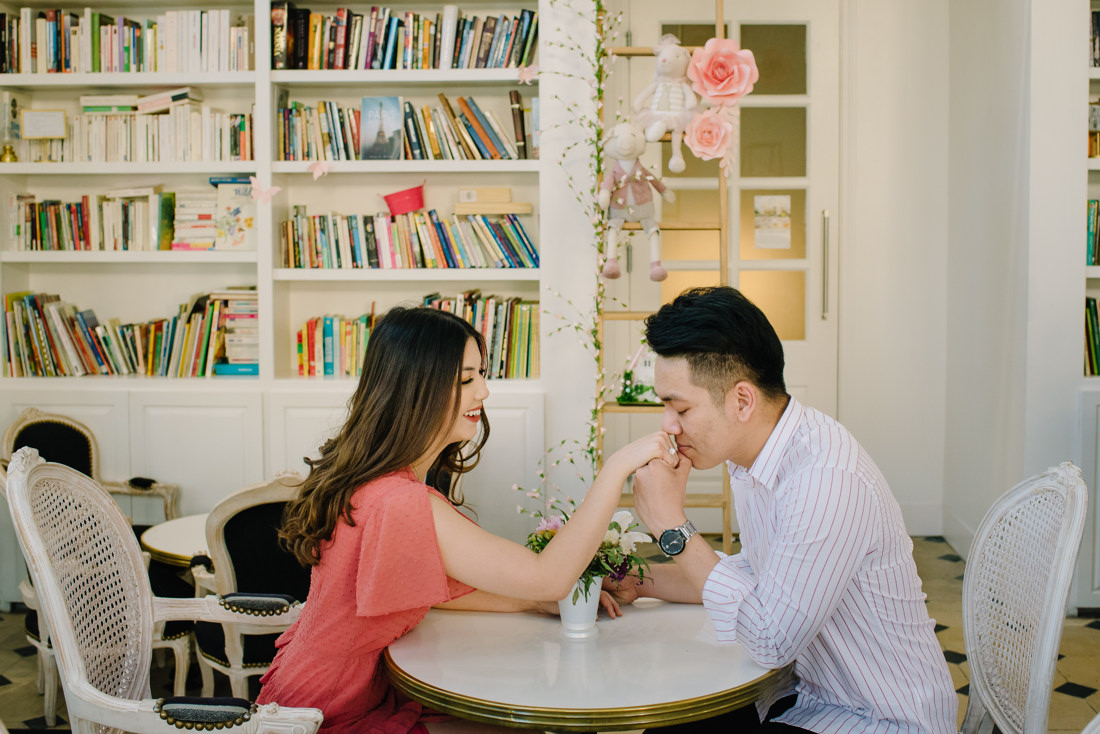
xmin=349 ymin=469 xmax=431 ymax=516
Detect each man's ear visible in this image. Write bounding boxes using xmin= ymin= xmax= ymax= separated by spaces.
xmin=726 ymin=381 xmax=756 ymax=423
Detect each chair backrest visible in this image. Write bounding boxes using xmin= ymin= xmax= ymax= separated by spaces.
xmin=2 ymin=408 xmax=98 ymax=480
xmin=962 ymin=461 xmax=1088 ymax=734
xmin=5 ymin=447 xmax=153 ymax=704
xmin=206 ymin=473 xmax=309 ymax=601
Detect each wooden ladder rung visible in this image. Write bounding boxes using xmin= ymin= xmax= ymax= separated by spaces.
xmin=601 ymin=401 xmax=662 ymax=414
xmin=623 ymin=222 xmax=721 ymax=231
xmin=609 ymin=46 xmax=704 ymax=57
xmin=599 ymin=310 xmax=655 ymax=321
xmin=619 ymin=493 xmax=729 ymax=509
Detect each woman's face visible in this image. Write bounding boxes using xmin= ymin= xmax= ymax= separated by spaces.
xmin=440 ymin=337 xmax=489 ymax=447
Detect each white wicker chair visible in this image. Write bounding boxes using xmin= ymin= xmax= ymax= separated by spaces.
xmin=960 ymin=461 xmax=1088 ymax=734
xmin=190 ymin=473 xmax=308 ymax=698
xmin=1084 ymin=712 xmax=1100 ymax=734
xmin=5 ymin=447 xmax=322 ymax=734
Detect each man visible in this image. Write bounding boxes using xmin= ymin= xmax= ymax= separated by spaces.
xmin=611 ymin=286 xmax=955 ymax=734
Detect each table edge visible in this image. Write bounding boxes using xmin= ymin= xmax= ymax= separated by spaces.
xmin=383 ymin=648 xmax=794 ymax=732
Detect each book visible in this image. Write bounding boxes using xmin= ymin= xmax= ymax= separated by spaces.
xmin=271 ymin=1 xmax=295 ymax=69
xmin=403 ymin=101 xmax=425 ymax=160
xmin=456 ymin=97 xmax=502 ymax=159
xmin=360 ymin=96 xmax=403 ymax=160
xmin=520 ymin=12 xmax=538 ymax=66
xmin=136 ymin=86 xmax=202 ymax=114
xmin=437 ymin=93 xmax=476 ymax=159
xmin=213 ymin=179 xmax=256 ymax=250
xmin=509 ymin=90 xmax=528 ymax=160
xmin=214 ymin=361 xmax=258 ymax=375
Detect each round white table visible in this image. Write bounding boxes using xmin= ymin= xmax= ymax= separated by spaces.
xmin=384 ymin=599 xmax=793 ymax=732
xmin=139 ymin=513 xmax=209 ymax=567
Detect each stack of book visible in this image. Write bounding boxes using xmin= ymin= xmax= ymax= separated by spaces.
xmin=295 ymin=309 xmax=374 ymax=377
xmin=0 ymin=289 xmax=263 ymax=378
xmin=270 ymin=3 xmax=536 ymax=71
xmin=280 ymin=207 xmax=537 ymax=269
xmin=172 ymin=189 xmax=219 ymax=249
xmin=8 ymin=187 xmax=175 ymax=251
xmin=423 ymin=291 xmax=538 ymax=378
xmin=0 ymin=8 xmax=253 ymax=74
xmin=278 ymin=99 xmax=361 ymax=161
xmin=80 ymin=93 xmax=138 ymax=114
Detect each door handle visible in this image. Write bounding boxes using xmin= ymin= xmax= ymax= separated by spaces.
xmin=821 ymin=210 xmax=830 ymax=320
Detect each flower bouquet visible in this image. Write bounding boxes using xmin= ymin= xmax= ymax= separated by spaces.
xmin=519 ymin=488 xmax=653 ymax=603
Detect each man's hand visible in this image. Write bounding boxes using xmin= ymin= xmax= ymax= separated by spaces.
xmin=602 ymin=575 xmax=643 ymax=607
xmin=633 ymin=454 xmax=693 ymax=534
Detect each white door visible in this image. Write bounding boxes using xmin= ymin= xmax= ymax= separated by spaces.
xmin=601 ymin=0 xmax=840 ymax=530
xmin=605 ymin=0 xmax=839 ymax=415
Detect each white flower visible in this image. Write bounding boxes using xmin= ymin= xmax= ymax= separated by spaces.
xmin=619 ymin=531 xmax=653 ymax=555
xmin=603 ymin=527 xmax=621 ymax=545
xmin=611 ymin=510 xmax=634 ymax=530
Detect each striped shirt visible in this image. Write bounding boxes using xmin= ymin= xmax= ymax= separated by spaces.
xmin=702 ymin=397 xmax=956 ymax=734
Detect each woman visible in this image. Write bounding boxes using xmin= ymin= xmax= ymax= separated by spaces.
xmin=257 ymin=306 xmax=677 ymax=733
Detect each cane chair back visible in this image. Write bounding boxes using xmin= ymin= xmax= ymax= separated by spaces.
xmin=960 ymin=461 xmax=1088 ymax=734
xmin=5 ymin=447 xmax=322 ymax=734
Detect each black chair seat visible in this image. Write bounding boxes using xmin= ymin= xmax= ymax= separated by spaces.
xmin=24 ymin=609 xmax=49 ymax=646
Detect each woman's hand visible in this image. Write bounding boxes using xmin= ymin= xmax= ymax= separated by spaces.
xmin=598 ymin=590 xmax=623 ymax=619
xmin=606 ymin=431 xmax=679 ymax=477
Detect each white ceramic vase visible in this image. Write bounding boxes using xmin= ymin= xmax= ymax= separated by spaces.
xmin=558 ymin=575 xmax=603 ymax=639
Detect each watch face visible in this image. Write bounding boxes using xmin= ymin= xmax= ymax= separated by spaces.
xmin=659 ymin=528 xmax=687 ymax=556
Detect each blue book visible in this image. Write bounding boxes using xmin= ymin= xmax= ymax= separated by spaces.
xmin=486 ymin=218 xmax=525 ymax=267
xmin=462 ymin=97 xmax=510 ymax=159
xmin=322 ymin=315 xmax=335 ymax=375
xmin=384 ymin=16 xmax=402 ymax=69
xmin=214 ymin=362 xmax=258 ymax=376
xmin=505 ymin=214 xmax=539 ymax=267
xmin=404 ymin=101 xmax=425 ymax=160
xmin=348 ymin=215 xmax=364 ymax=267
xmin=457 ymin=112 xmax=491 ymax=158
xmin=511 ymin=10 xmax=533 ymax=67
xmin=429 ymin=209 xmax=468 ymax=268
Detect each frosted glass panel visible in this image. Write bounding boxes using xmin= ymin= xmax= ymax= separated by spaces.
xmin=740 ymin=25 xmax=806 ymax=95
xmin=741 ymin=108 xmax=806 ymax=178
xmin=663 ymin=230 xmax=721 ymax=261
xmin=739 ymin=270 xmax=805 ymax=341
xmin=661 ymin=270 xmax=721 ymax=305
xmin=661 ymin=188 xmax=720 ymax=223
xmin=739 ymin=189 xmax=805 ymax=260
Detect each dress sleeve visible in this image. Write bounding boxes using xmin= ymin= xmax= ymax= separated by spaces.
xmin=353 ymin=477 xmax=455 ymax=616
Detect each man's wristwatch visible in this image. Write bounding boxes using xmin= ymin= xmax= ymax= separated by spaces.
xmin=658 ymin=520 xmax=699 ymax=557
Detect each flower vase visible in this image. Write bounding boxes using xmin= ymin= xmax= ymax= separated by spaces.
xmin=558 ymin=576 xmax=603 ymax=639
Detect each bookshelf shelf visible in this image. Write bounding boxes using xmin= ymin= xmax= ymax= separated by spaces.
xmin=0 ymin=251 xmax=258 ymax=264
xmin=272 ymin=267 xmax=538 ymax=281
xmin=0 ymin=72 xmax=256 ymax=88
xmin=271 ymin=160 xmax=539 ymax=174
xmin=270 ymin=376 xmax=544 ymax=392
xmin=0 ymin=162 xmax=257 ymax=175
xmin=271 ymin=69 xmax=530 ymax=85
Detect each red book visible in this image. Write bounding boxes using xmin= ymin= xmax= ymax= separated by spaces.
xmin=455 ymin=96 xmax=500 ymax=159
xmin=333 ymin=7 xmax=348 ymax=69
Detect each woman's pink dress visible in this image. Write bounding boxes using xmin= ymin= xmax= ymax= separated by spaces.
xmin=256 ymin=469 xmax=474 ymax=733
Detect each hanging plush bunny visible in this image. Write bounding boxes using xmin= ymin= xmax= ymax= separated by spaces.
xmin=598 ymin=120 xmax=675 ymax=282
xmin=632 ymin=34 xmax=698 ymax=174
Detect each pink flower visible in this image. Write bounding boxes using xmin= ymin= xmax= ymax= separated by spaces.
xmin=687 ymin=38 xmax=759 ymax=106
xmin=684 ymin=108 xmax=733 ymax=161
xmin=536 ymin=515 xmax=564 ymax=532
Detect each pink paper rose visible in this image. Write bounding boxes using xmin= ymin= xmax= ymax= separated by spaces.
xmin=684 ymin=108 xmax=733 ymax=161
xmin=687 ymin=38 xmax=759 ymax=106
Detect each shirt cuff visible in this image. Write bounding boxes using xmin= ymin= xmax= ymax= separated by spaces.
xmin=701 ymin=555 xmax=756 ymax=642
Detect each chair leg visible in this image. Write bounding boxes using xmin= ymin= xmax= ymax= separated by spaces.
xmin=42 ymin=651 xmax=58 ymax=727
xmin=198 ymin=655 xmax=215 ymax=698
xmin=34 ymin=648 xmax=45 ymax=693
xmin=229 ymin=671 xmax=249 ymax=700
xmin=172 ymin=639 xmax=191 ymax=696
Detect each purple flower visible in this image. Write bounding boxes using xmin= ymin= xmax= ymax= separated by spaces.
xmin=607 ymin=557 xmax=631 ymax=582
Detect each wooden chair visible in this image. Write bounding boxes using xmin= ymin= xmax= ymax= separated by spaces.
xmin=1 ymin=407 xmax=180 ymax=522
xmin=4 ymin=447 xmax=322 ymax=734
xmin=960 ymin=462 xmax=1088 ymax=734
xmin=0 ymin=410 xmax=192 ymax=724
xmin=191 ymin=473 xmax=310 ymax=698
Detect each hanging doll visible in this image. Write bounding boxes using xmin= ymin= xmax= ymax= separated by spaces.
xmin=598 ymin=120 xmax=675 ymax=281
xmin=632 ymin=34 xmax=698 ymax=174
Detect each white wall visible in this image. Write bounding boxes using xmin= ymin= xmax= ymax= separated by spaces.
xmin=839 ymin=0 xmax=950 ymax=535
xmin=942 ymin=0 xmax=1084 ymax=557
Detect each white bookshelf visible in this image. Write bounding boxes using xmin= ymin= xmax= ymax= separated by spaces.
xmin=0 ymin=1 xmax=556 ymax=606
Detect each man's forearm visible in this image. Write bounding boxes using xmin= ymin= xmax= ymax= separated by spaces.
xmin=628 ymin=561 xmax=706 ymax=603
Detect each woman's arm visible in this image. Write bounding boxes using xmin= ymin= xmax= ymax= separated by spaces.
xmin=435 ymin=588 xmax=624 ymax=618
xmin=430 ymin=431 xmax=676 ymax=602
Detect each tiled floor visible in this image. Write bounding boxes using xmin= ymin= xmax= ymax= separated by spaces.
xmin=1 ymin=536 xmax=1098 ymax=732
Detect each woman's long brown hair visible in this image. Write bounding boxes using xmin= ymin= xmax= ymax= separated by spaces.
xmin=281 ymin=306 xmax=490 ymax=566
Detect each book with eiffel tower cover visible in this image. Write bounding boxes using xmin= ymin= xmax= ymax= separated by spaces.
xmin=360 ymin=96 xmax=403 ymax=160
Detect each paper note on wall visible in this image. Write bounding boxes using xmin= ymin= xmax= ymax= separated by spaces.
xmin=753 ymin=194 xmax=792 ymax=250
